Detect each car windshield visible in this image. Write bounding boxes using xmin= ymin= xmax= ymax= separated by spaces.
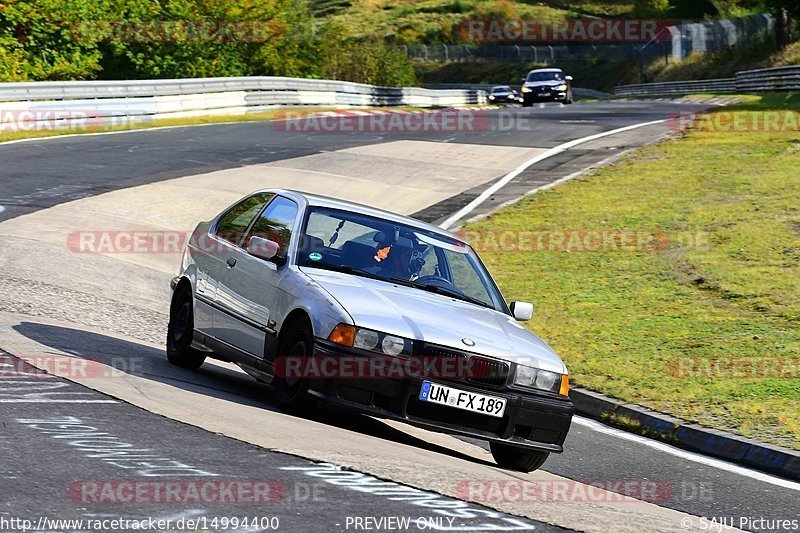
xmin=492 ymin=86 xmax=511 ymax=93
xmin=527 ymin=71 xmax=563 ymax=82
xmin=296 ymin=206 xmax=508 ymax=312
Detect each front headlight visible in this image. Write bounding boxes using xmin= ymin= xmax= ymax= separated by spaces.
xmin=513 ymin=365 xmax=568 ymax=395
xmin=520 ymin=86 xmax=531 ymax=93
xmin=329 ymin=324 xmax=412 ymax=356
xmin=555 ymin=84 xmax=568 ymax=91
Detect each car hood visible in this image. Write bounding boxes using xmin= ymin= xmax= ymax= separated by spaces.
xmin=302 ymin=267 xmax=566 ymax=374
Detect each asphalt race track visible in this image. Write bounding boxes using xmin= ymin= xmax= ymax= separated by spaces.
xmin=1 ymin=101 xmax=798 ymax=532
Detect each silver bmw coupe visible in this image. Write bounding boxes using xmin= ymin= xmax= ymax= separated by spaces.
xmin=168 ymin=189 xmax=573 ymax=472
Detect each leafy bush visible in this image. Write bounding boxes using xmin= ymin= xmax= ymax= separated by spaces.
xmin=318 ymin=22 xmax=417 ymax=86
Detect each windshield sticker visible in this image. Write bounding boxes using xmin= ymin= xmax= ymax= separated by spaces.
xmin=309 ymin=252 xmax=323 ymax=262
xmin=374 ymin=246 xmax=392 ymax=263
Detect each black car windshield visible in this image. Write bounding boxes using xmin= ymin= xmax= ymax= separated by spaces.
xmin=296 ymin=206 xmax=508 ymax=312
xmin=527 ymin=71 xmax=563 ymax=82
xmin=492 ymin=86 xmax=511 ymax=93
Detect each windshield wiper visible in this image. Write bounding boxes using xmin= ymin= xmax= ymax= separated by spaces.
xmin=399 ymin=280 xmax=493 ymax=309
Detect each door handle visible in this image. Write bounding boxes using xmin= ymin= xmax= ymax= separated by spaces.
xmin=226 ymin=257 xmax=237 ymax=268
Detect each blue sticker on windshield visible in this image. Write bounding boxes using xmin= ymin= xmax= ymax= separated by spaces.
xmin=309 ymin=252 xmax=323 ymax=262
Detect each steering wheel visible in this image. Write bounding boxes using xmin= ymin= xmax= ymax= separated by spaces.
xmin=414 ymin=275 xmax=457 ymax=289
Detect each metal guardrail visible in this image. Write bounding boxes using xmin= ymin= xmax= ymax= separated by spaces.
xmin=0 ymin=76 xmax=487 ymax=131
xmin=614 ymin=65 xmax=800 ymax=97
xmin=614 ymin=78 xmax=737 ymax=97
xmin=736 ymin=65 xmax=800 ymax=92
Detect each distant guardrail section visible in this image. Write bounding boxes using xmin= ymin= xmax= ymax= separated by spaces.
xmin=0 ymin=77 xmax=486 ymax=132
xmin=614 ymin=65 xmax=800 ymax=97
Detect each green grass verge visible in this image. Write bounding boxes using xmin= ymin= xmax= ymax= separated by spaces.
xmin=465 ymin=93 xmax=800 ymax=449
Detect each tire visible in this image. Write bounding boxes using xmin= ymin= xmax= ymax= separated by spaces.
xmin=490 ymin=442 xmax=550 ymax=472
xmin=522 ymin=101 xmax=533 ymax=108
xmin=166 ymin=287 xmax=207 ymax=370
xmin=272 ymin=323 xmax=314 ymax=412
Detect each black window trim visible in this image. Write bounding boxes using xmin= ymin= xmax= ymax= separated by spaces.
xmin=240 ymin=194 xmax=300 ymax=259
xmin=211 ymin=192 xmax=276 ymax=250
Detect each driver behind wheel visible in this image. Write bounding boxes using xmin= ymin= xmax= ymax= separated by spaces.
xmin=372 ymin=234 xmax=426 ymax=280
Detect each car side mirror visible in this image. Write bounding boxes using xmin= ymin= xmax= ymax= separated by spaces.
xmin=510 ymin=301 xmax=534 ymax=321
xmin=247 ymin=236 xmax=280 ymax=262
xmin=565 ymin=76 xmax=573 ymax=81
xmin=520 ymin=78 xmax=526 ymax=83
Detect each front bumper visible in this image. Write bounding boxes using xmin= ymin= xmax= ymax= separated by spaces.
xmin=523 ymin=91 xmax=568 ymax=103
xmin=306 ymin=340 xmax=574 ymax=452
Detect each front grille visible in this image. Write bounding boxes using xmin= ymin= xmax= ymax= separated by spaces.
xmin=421 ymin=347 xmax=510 ymax=388
xmin=406 ymin=397 xmax=506 ymax=436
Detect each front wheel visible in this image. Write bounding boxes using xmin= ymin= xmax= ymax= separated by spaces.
xmin=272 ymin=324 xmax=314 ymax=412
xmin=166 ymin=288 xmax=206 ymax=370
xmin=490 ymin=442 xmax=550 ymax=472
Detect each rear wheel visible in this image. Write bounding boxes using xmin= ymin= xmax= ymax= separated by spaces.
xmin=166 ymin=287 xmax=206 ymax=370
xmin=273 ymin=324 xmax=314 ymax=412
xmin=490 ymin=442 xmax=550 ymax=472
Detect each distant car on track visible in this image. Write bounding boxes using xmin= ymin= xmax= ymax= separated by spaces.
xmin=168 ymin=190 xmax=574 ymax=472
xmin=488 ymin=85 xmax=522 ymax=105
xmin=520 ymin=68 xmax=574 ymax=106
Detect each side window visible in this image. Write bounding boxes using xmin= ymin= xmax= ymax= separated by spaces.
xmin=215 ymin=194 xmax=274 ymax=246
xmin=246 ymin=196 xmax=298 ymax=258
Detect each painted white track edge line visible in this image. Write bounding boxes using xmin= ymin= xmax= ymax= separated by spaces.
xmin=573 ymin=416 xmax=800 ymax=491
xmin=438 ymin=119 xmax=666 ymax=230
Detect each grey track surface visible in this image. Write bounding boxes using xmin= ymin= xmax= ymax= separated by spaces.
xmin=0 ymin=101 xmax=695 ymax=224
xmin=2 ymin=101 xmax=798 ymax=532
xmin=0 ymin=348 xmax=556 ymax=532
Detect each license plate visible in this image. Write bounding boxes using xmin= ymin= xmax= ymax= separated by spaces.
xmin=418 ymin=381 xmax=506 ymax=418
xmin=537 ymin=92 xmax=550 ymax=97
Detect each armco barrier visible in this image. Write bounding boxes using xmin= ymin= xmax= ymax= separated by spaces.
xmin=614 ymin=78 xmax=737 ymax=98
xmin=614 ymin=64 xmax=800 ymax=97
xmin=736 ymin=65 xmax=800 ymax=92
xmin=0 ymin=76 xmax=486 ymax=131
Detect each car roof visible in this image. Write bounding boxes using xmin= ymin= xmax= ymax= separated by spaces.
xmin=264 ymin=189 xmax=465 ymax=243
xmin=492 ymin=85 xmax=511 ymax=90
xmin=528 ymin=68 xmax=563 ymax=73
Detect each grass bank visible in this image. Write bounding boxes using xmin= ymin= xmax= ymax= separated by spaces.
xmin=466 ymin=93 xmax=800 ymax=449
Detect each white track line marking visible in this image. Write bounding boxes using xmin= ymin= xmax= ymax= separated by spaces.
xmin=574 ymin=416 xmax=800 ymax=491
xmin=438 ymin=119 xmax=666 ymax=230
